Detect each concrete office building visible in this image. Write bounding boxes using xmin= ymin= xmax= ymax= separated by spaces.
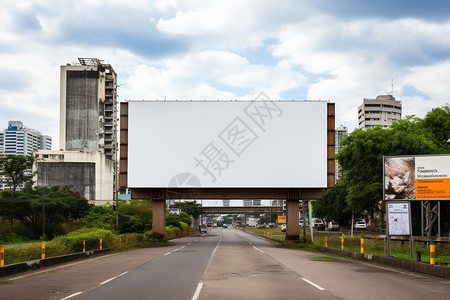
xmin=358 ymin=95 xmax=402 ymax=129
xmin=0 ymin=121 xmax=52 ymax=190
xmin=335 ymin=124 xmax=348 ymax=182
xmin=34 ymin=58 xmax=118 ymax=204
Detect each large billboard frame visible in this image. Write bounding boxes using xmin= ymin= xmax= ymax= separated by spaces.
xmin=120 ymin=99 xmax=335 ymax=239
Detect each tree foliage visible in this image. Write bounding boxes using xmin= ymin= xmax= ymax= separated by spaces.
xmin=0 ymin=185 xmax=92 ymax=238
xmin=0 ymin=155 xmax=34 ymax=226
xmin=170 ymin=201 xmax=203 ymax=219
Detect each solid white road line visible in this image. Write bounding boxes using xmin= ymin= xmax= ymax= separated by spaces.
xmin=252 ymin=246 xmax=264 ymax=253
xmin=100 ymin=271 xmax=128 ymax=285
xmin=60 ymin=292 xmax=82 ymax=299
xmin=191 ymin=282 xmax=203 ymax=300
xmin=302 ymin=278 xmax=325 ymax=291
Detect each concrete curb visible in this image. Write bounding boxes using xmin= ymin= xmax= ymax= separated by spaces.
xmin=317 ymin=246 xmax=450 ymax=278
xmin=0 ymin=248 xmax=111 ymax=278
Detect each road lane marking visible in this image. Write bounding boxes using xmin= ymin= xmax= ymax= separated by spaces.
xmin=61 ymin=292 xmax=82 ymax=299
xmin=164 ymin=252 xmax=171 ymax=256
xmin=191 ymin=282 xmax=203 ymax=300
xmin=302 ymin=278 xmax=325 ymax=291
xmin=100 ymin=271 xmax=128 ymax=285
xmin=181 ymin=245 xmax=186 ymax=249
xmin=253 ymin=246 xmax=264 ymax=253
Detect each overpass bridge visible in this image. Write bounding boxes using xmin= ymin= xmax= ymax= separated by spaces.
xmin=201 ymin=206 xmax=283 ymax=215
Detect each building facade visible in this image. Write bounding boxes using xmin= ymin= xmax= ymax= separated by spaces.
xmin=358 ymin=95 xmax=402 ymax=129
xmin=34 ymin=58 xmax=118 ymax=204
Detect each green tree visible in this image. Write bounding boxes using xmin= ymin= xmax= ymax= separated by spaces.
xmin=314 ymin=182 xmax=351 ymax=225
xmin=0 ymin=155 xmax=34 ymax=226
xmin=420 ymin=105 xmax=450 ymax=152
xmin=170 ymin=201 xmax=203 ymax=219
xmin=0 ymin=185 xmax=92 ymax=238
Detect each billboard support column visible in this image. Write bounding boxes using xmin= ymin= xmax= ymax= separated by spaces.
xmin=286 ymin=199 xmax=300 ymax=240
xmin=408 ymin=201 xmax=415 ymax=259
xmin=152 ymin=199 xmax=166 ymax=239
xmin=386 ymin=201 xmax=391 ymax=257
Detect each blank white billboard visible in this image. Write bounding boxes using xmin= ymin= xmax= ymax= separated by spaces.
xmin=127 ymin=101 xmax=328 ymax=188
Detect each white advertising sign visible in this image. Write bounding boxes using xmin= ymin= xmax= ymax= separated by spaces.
xmin=127 ymin=100 xmax=328 ymax=188
xmin=388 ymin=202 xmax=410 ymax=235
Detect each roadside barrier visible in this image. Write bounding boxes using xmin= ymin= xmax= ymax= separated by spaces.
xmin=1 ymin=238 xmax=105 ymax=268
xmin=361 ymin=238 xmax=364 ymax=253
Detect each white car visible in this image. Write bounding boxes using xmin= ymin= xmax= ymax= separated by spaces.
xmin=327 ymin=221 xmax=339 ymax=231
xmin=281 ymin=224 xmax=286 ymax=232
xmin=355 ymin=220 xmax=367 ymax=229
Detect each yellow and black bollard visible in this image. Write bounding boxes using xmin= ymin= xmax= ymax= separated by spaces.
xmin=341 ymin=237 xmax=344 ymax=250
xmin=325 ymin=236 xmax=328 ymax=248
xmin=430 ymin=243 xmax=436 ymax=265
xmin=100 ymin=239 xmax=103 ymax=250
xmin=83 ymin=240 xmax=86 ymax=252
xmin=361 ymin=238 xmax=364 ymax=253
xmin=41 ymin=242 xmax=45 ymax=259
xmin=0 ymin=245 xmax=4 ymax=267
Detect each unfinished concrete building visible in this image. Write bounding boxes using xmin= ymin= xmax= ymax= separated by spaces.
xmin=34 ymin=58 xmax=118 ymax=204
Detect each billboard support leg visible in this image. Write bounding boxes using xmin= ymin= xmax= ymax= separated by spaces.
xmin=152 ymin=199 xmax=166 ymax=239
xmin=286 ymin=198 xmax=300 ymax=240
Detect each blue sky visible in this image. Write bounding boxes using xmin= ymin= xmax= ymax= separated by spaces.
xmin=1 ymin=0 xmax=449 ymax=149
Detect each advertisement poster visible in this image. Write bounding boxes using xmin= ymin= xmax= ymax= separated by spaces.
xmin=388 ymin=202 xmax=410 ymax=235
xmin=384 ymin=155 xmax=450 ymax=200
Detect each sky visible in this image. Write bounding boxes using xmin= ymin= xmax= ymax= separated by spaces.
xmin=1 ymin=0 xmax=450 ymax=150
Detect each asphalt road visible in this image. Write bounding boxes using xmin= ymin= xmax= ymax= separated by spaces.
xmin=0 ymin=228 xmax=449 ymax=300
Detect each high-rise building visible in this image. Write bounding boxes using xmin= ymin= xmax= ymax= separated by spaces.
xmin=0 ymin=121 xmax=52 ymax=190
xmin=0 ymin=121 xmax=52 ymax=155
xmin=335 ymin=124 xmax=348 ymax=182
xmin=34 ymin=58 xmax=118 ymax=204
xmin=358 ymin=95 xmax=402 ymax=129
xmin=59 ymin=58 xmax=118 ymax=158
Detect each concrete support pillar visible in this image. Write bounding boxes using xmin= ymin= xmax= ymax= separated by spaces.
xmin=152 ymin=199 xmax=166 ymax=238
xmin=286 ymin=199 xmax=300 ymax=240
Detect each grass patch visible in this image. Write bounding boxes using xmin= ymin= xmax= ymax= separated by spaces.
xmin=0 ymin=280 xmax=14 ymax=284
xmin=312 ymin=256 xmax=341 ymax=262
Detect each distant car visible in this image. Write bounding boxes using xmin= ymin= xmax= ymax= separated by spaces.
xmin=355 ymin=221 xmax=367 ymax=229
xmin=222 ymin=224 xmax=228 ymax=228
xmin=327 ymin=221 xmax=339 ymax=231
xmin=314 ymin=219 xmax=325 ymax=230
xmin=206 ymin=223 xmax=212 ymax=227
xmin=281 ymin=224 xmax=286 ymax=232
xmin=299 ymin=220 xmax=304 ymax=227
xmin=200 ymin=225 xmax=208 ymax=233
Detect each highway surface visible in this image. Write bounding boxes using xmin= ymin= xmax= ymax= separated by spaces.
xmin=0 ymin=228 xmax=448 ymax=299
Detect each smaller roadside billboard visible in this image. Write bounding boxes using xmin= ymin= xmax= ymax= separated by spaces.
xmin=388 ymin=202 xmax=410 ymax=235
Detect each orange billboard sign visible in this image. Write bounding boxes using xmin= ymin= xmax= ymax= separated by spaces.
xmin=384 ymin=155 xmax=450 ymax=200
